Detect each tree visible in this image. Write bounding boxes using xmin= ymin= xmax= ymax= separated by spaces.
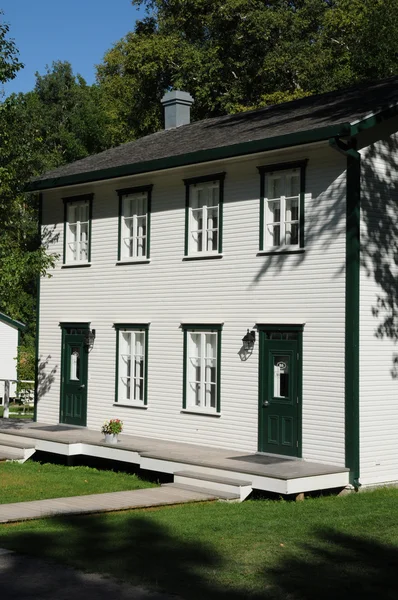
xmin=0 ymin=10 xmax=23 ymax=86
xmin=96 ymin=0 xmax=398 ymax=142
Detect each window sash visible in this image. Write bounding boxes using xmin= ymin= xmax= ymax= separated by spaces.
xmin=189 ymin=182 xmax=220 ymax=254
xmin=186 ymin=331 xmax=218 ymax=411
xmin=66 ymin=201 xmax=90 ymax=263
xmin=118 ymin=330 xmax=146 ymax=404
xmin=264 ymin=170 xmax=301 ymax=249
xmin=121 ymin=192 xmax=148 ymax=259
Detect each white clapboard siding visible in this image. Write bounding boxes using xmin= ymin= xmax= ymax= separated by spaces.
xmin=359 ymin=123 xmax=398 ymax=485
xmin=0 ymin=320 xmax=18 ymax=400
xmin=38 ymin=142 xmax=347 ymax=465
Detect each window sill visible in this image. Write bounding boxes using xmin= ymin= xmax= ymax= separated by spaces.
xmin=116 ymin=259 xmax=151 ymax=265
xmin=61 ymin=262 xmax=92 ymax=269
xmin=183 ymin=253 xmax=223 ymax=261
xmin=113 ymin=403 xmax=148 ymax=409
xmin=181 ymin=409 xmax=221 ymax=417
xmin=257 ymin=248 xmax=305 ymax=256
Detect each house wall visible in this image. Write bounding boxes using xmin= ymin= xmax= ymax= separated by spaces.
xmin=37 ymin=142 xmax=347 ymax=465
xmin=0 ymin=321 xmax=18 ymax=401
xmin=359 ymin=121 xmax=398 ymax=486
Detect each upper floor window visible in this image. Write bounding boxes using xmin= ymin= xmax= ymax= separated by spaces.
xmin=63 ymin=194 xmax=93 ymax=265
xmin=183 ymin=173 xmax=225 ymax=257
xmin=117 ymin=185 xmax=153 ymax=262
xmin=258 ymin=161 xmax=307 ymax=252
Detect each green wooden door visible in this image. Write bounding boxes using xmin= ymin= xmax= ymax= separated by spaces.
xmin=259 ymin=336 xmax=300 ymax=456
xmin=60 ymin=329 xmax=88 ymax=426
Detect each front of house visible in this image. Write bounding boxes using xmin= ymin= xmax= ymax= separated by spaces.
xmin=30 ymin=79 xmax=398 ymax=489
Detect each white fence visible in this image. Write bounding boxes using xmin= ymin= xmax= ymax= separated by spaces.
xmin=0 ymin=379 xmax=35 ymax=418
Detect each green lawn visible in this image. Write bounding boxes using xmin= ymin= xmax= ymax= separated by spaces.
xmin=0 ymin=462 xmax=157 ymax=504
xmin=0 ymin=487 xmax=397 ymax=599
xmin=0 ymin=405 xmax=33 ymax=419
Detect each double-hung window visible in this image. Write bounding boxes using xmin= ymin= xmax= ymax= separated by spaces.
xmin=117 ymin=185 xmax=152 ymax=261
xmin=182 ymin=324 xmax=222 ymax=414
xmin=258 ymin=161 xmax=307 ymax=252
xmin=115 ymin=324 xmax=149 ymax=406
xmin=63 ymin=194 xmax=93 ymax=265
xmin=184 ymin=173 xmax=225 ymax=257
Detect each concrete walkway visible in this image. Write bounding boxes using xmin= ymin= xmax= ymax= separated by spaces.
xmin=0 ymin=485 xmax=216 ymax=524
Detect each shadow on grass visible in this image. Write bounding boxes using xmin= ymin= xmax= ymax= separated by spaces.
xmin=0 ymin=514 xmax=397 ymax=599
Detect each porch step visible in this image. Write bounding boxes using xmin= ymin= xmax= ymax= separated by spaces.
xmin=0 ymin=438 xmax=36 ymax=463
xmin=172 ymin=470 xmax=253 ymax=501
xmin=163 ymin=482 xmax=240 ymax=501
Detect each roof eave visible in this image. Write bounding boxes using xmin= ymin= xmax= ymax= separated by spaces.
xmin=0 ymin=312 xmax=26 ymax=331
xmin=26 ymin=122 xmax=352 ymax=193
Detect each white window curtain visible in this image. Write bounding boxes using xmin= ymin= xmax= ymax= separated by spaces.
xmin=189 ymin=182 xmax=219 ymax=254
xmin=66 ymin=201 xmax=89 ymax=262
xmin=187 ymin=331 xmax=217 ymax=410
xmin=121 ymin=192 xmax=148 ymax=259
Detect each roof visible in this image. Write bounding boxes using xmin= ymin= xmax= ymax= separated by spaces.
xmin=0 ymin=312 xmax=26 ymax=331
xmin=28 ymin=76 xmax=398 ymax=192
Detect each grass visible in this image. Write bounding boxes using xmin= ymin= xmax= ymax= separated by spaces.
xmin=0 ymin=487 xmax=397 ymax=599
xmin=0 ymin=461 xmax=157 ymax=504
xmin=0 ymin=404 xmax=33 ymax=419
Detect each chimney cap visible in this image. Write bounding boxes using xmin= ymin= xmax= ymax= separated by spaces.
xmin=161 ymin=90 xmax=194 ymax=107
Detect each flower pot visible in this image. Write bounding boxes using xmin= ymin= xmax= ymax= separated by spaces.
xmin=104 ymin=433 xmax=118 ymax=445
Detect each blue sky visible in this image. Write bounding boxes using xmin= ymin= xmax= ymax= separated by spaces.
xmin=1 ymin=0 xmax=144 ymax=96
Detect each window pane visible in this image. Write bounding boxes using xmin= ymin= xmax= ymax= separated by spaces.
xmin=273 ymin=355 xmax=290 ymax=398
xmin=269 ymin=177 xmax=282 ymax=199
xmin=121 ymin=194 xmax=148 ymax=259
xmin=186 ymin=331 xmax=218 ymax=411
xmin=189 ymin=181 xmax=220 ymax=254
xmin=286 ymin=174 xmax=300 ymax=197
xmin=70 ymin=347 xmax=80 ymax=381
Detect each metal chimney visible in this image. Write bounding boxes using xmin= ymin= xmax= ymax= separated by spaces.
xmin=161 ymin=90 xmax=194 ymax=129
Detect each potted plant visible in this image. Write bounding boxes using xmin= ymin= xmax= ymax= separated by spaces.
xmin=101 ymin=418 xmax=123 ymax=444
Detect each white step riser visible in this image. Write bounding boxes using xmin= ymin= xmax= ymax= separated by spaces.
xmin=174 ymin=475 xmax=252 ymax=501
xmin=0 ymin=445 xmax=36 ymax=463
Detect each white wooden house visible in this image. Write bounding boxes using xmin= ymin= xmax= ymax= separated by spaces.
xmin=28 ymin=78 xmax=398 ymax=490
xmin=0 ymin=312 xmax=26 ymax=402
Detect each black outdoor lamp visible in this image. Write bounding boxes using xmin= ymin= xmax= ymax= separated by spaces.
xmin=84 ymin=328 xmax=96 ymax=350
xmin=242 ymin=329 xmax=256 ymax=351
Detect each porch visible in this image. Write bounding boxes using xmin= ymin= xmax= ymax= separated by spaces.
xmin=0 ymin=420 xmax=350 ymax=497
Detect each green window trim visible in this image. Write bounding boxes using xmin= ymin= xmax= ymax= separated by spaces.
xmin=258 ymin=160 xmax=308 ymax=252
xmin=183 ymin=172 xmax=226 ymax=257
xmin=62 ymin=193 xmax=94 ymax=265
xmin=182 ymin=323 xmax=223 ymax=414
xmin=116 ymin=184 xmax=153 ymax=261
xmin=114 ymin=323 xmax=149 ymax=407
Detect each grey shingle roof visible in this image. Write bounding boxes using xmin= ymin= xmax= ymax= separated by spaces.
xmin=30 ymin=76 xmax=398 ymax=191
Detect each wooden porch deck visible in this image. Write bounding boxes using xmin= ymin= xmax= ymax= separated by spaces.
xmin=0 ymin=420 xmax=350 ymax=495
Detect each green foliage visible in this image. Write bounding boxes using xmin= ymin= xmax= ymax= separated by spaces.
xmin=96 ymin=0 xmax=398 ymax=139
xmin=0 ymin=11 xmax=23 ymax=85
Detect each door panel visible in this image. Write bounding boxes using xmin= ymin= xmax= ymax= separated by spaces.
xmin=259 ymin=336 xmax=301 ymax=456
xmin=60 ymin=330 xmax=88 ymax=426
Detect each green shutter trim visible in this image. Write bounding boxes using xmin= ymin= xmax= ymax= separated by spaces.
xmin=257 ymin=160 xmax=308 ymax=251
xmin=115 ymin=327 xmax=119 ymax=403
xmin=27 ymin=124 xmax=351 ymax=192
xmin=182 ymin=328 xmax=188 ymax=409
xmin=117 ymin=193 xmax=122 ymax=262
xmin=217 ymin=327 xmax=222 ymax=413
xmin=184 ymin=183 xmax=190 ymax=256
xmin=88 ymin=195 xmax=93 ymax=263
xmin=34 ymin=193 xmax=43 ymax=422
xmin=329 ymin=137 xmax=361 ymax=488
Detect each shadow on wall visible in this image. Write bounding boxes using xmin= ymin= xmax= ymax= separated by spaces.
xmin=361 ymin=135 xmax=398 ymax=379
xmin=0 ymin=516 xmax=396 ymax=599
xmin=37 ymin=355 xmax=57 ymax=400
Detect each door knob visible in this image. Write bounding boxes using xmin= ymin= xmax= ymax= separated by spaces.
xmin=263 ymin=400 xmax=269 ymax=407
xmin=78 ymin=384 xmax=85 ymax=389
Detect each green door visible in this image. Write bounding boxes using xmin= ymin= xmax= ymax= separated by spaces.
xmin=60 ymin=327 xmax=88 ymax=426
xmin=259 ymin=334 xmax=301 ymax=457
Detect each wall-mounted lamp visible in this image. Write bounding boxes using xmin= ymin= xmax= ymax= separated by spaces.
xmin=242 ymin=329 xmax=256 ymax=352
xmin=84 ymin=328 xmax=96 ymax=350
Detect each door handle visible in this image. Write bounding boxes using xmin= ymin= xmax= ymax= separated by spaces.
xmin=262 ymin=401 xmax=269 ymax=407
xmin=78 ymin=384 xmax=85 ymax=389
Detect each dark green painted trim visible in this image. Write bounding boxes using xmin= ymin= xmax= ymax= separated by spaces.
xmin=182 ymin=254 xmax=223 ymax=261
xmin=27 ymin=124 xmax=350 ymax=192
xmin=61 ymin=263 xmax=92 ymax=269
xmin=184 ymin=172 xmax=225 ymax=256
xmin=59 ymin=325 xmax=66 ymax=424
xmin=181 ymin=323 xmax=223 ymax=412
xmin=34 ymin=193 xmax=43 ymax=422
xmin=59 ymin=322 xmax=91 ymax=329
xmin=257 ymin=160 xmax=308 ymax=174
xmin=257 ymin=249 xmax=305 ymax=257
xmin=0 ymin=312 xmax=26 ymax=331
xmin=114 ymin=324 xmax=149 ymax=406
xmin=329 ymin=137 xmax=361 ymax=488
xmin=256 ymin=324 xmax=305 ymax=332
xmin=62 ymin=194 xmax=94 ymax=265
xmin=117 ymin=185 xmax=153 ymax=261
xmin=258 ymin=160 xmax=308 ymax=251
xmin=257 ymin=325 xmax=303 ymax=457
xmin=183 ymin=172 xmax=226 ymax=186
xmin=349 ymin=104 xmax=398 ymax=136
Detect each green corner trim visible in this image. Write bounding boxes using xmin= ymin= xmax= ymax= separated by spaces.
xmin=26 ymin=124 xmax=350 ymax=192
xmin=329 ymin=137 xmax=361 ymax=488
